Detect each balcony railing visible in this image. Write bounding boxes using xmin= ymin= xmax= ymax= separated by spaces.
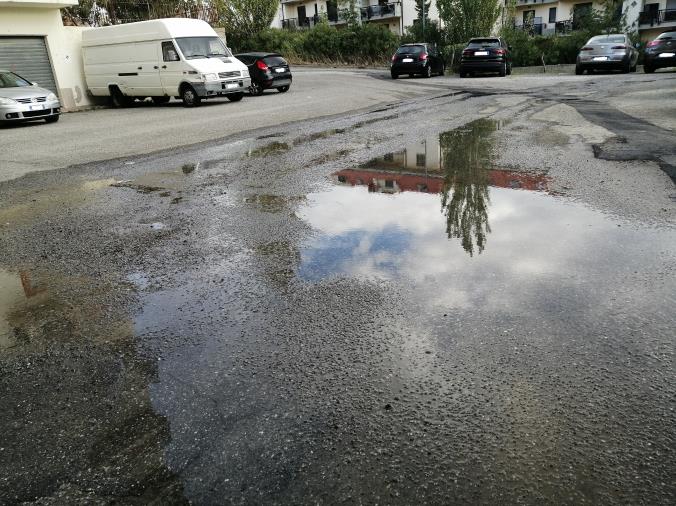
xmin=555 ymin=20 xmax=573 ymax=34
xmin=639 ymin=9 xmax=676 ymax=26
xmin=282 ymin=15 xmax=320 ymax=30
xmin=514 ymin=22 xmax=544 ymax=36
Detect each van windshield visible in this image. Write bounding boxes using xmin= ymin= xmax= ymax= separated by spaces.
xmin=175 ymin=37 xmax=232 ymax=59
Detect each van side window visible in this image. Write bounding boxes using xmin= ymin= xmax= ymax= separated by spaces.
xmin=162 ymin=41 xmax=179 ymax=62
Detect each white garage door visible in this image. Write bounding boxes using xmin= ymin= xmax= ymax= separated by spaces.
xmin=0 ymin=37 xmax=57 ymax=93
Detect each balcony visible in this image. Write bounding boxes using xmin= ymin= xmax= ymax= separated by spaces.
xmin=639 ymin=9 xmax=676 ymax=27
xmin=514 ymin=22 xmax=544 ymax=36
xmin=282 ymin=15 xmax=320 ymax=30
xmin=361 ymin=3 xmax=400 ymax=21
xmin=555 ymin=20 xmax=573 ymax=34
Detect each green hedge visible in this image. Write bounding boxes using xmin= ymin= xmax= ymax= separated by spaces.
xmin=233 ymin=24 xmax=399 ymax=65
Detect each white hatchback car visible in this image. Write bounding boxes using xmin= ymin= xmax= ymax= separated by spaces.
xmin=0 ymin=70 xmax=61 ymax=124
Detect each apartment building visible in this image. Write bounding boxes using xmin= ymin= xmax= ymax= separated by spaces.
xmin=509 ymin=0 xmax=676 ymax=40
xmin=274 ymin=0 xmax=441 ymax=36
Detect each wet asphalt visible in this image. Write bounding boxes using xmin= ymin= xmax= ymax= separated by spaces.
xmin=0 ymin=71 xmax=675 ymax=505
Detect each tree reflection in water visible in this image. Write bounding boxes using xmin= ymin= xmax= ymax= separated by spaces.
xmin=439 ymin=119 xmax=500 ymax=256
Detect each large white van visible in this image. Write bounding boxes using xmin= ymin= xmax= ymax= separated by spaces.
xmin=82 ymin=18 xmax=250 ymax=107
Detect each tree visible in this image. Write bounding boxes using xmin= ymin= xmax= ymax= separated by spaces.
xmin=436 ymin=0 xmax=502 ymax=45
xmin=217 ymin=0 xmax=278 ymax=44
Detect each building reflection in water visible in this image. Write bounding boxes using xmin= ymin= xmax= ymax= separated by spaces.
xmin=333 ymin=120 xmax=548 ymax=256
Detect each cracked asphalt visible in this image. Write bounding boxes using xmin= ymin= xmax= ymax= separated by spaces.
xmin=0 ymin=69 xmax=675 ymax=505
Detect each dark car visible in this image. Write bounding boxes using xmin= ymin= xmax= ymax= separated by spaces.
xmin=390 ymin=43 xmax=445 ymax=79
xmin=575 ymin=34 xmax=639 ymax=74
xmin=644 ymin=31 xmax=676 ymax=73
xmin=459 ymin=38 xmax=512 ymax=78
xmin=234 ymin=52 xmax=292 ymax=96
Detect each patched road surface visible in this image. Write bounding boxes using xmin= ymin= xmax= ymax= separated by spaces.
xmin=1 ymin=70 xmax=675 ymax=505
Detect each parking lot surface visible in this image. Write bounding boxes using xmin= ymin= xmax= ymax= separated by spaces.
xmin=1 ymin=68 xmax=675 ymax=505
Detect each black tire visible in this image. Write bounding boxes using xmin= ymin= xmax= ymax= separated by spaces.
xmin=506 ymin=63 xmax=512 ymax=75
xmin=249 ymin=81 xmax=264 ymax=96
xmin=152 ymin=96 xmax=170 ymax=105
xmin=277 ymin=85 xmax=290 ymax=93
xmin=644 ymin=64 xmax=655 ymax=74
xmin=45 ymin=115 xmax=59 ymax=124
xmin=439 ymin=65 xmax=445 ymax=76
xmin=391 ymin=71 xmax=398 ymax=79
xmin=575 ymin=65 xmax=584 ymax=75
xmin=110 ymin=87 xmax=132 ymax=108
xmin=181 ymin=85 xmax=201 ymax=107
xmin=423 ymin=65 xmax=432 ymax=78
xmin=499 ymin=63 xmax=506 ymax=77
xmin=459 ymin=70 xmax=467 ymax=78
xmin=227 ymin=92 xmax=244 ymax=102
xmin=621 ymin=60 xmax=631 ymax=74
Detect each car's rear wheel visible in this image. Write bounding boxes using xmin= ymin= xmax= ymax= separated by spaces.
xmin=575 ymin=65 xmax=584 ymax=75
xmin=45 ymin=115 xmax=59 ymax=124
xmin=459 ymin=70 xmax=467 ymax=78
xmin=227 ymin=92 xmax=244 ymax=102
xmin=424 ymin=65 xmax=432 ymax=78
xmin=408 ymin=74 xmax=414 ymax=78
xmin=391 ymin=71 xmax=398 ymax=79
xmin=277 ymin=86 xmax=290 ymax=93
xmin=630 ymin=63 xmax=637 ymax=72
xmin=438 ymin=65 xmax=445 ymax=76
xmin=249 ymin=81 xmax=264 ymax=96
xmin=621 ymin=60 xmax=631 ymax=73
xmin=644 ymin=64 xmax=655 ymax=73
xmin=506 ymin=63 xmax=512 ymax=76
xmin=499 ymin=63 xmax=507 ymax=77
xmin=152 ymin=96 xmax=170 ymax=105
xmin=181 ymin=85 xmax=201 ymax=107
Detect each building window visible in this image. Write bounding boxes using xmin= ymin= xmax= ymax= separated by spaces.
xmin=416 ymin=153 xmax=426 ymax=167
xmin=549 ymin=7 xmax=557 ymax=23
xmin=384 ymin=153 xmax=394 ymax=162
xmin=384 ymin=180 xmax=394 ymax=188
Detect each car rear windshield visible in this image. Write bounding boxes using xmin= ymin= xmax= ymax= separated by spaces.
xmin=657 ymin=31 xmax=675 ymax=40
xmin=467 ymin=39 xmax=500 ymax=48
xmin=397 ymin=45 xmax=424 ymax=54
xmin=0 ymin=71 xmax=30 ymax=88
xmin=263 ymin=56 xmax=287 ymax=67
xmin=587 ymin=35 xmax=625 ymax=44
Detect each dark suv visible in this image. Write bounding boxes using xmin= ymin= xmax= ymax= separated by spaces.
xmin=390 ymin=43 xmax=445 ymax=79
xmin=643 ymin=31 xmax=676 ymax=73
xmin=459 ymin=37 xmax=512 ymax=77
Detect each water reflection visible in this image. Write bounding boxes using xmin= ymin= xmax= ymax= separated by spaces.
xmin=333 ymin=120 xmax=548 ymax=256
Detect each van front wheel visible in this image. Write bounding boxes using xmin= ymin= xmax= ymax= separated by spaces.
xmin=181 ymin=85 xmax=201 ymax=107
xmin=227 ymin=92 xmax=244 ymax=102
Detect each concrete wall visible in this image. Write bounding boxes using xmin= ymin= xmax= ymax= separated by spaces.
xmin=0 ymin=7 xmax=93 ymax=110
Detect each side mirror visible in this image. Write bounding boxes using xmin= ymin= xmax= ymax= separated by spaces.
xmin=31 ymin=82 xmax=38 ymax=86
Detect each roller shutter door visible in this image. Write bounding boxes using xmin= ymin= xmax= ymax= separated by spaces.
xmin=0 ymin=37 xmax=57 ymax=93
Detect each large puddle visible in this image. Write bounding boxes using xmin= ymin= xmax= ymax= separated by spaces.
xmin=297 ymin=120 xmax=674 ymax=308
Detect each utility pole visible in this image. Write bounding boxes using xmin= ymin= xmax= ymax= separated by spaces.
xmin=422 ymin=0 xmax=426 ymax=41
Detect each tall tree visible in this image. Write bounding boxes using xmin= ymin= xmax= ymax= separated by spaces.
xmin=436 ymin=0 xmax=502 ymax=44
xmin=217 ymin=0 xmax=278 ymax=42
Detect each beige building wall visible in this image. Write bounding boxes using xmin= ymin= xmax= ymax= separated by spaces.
xmin=0 ymin=5 xmax=93 ymax=110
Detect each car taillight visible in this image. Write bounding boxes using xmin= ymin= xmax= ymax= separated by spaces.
xmin=392 ymin=54 xmax=397 ymax=62
xmin=420 ymin=53 xmax=428 ymax=60
xmin=581 ymin=46 xmax=593 ymax=51
xmin=495 ymin=49 xmax=506 ymax=55
xmin=462 ymin=50 xmax=472 ymax=56
xmin=256 ymin=60 xmax=268 ymax=71
xmin=647 ymin=40 xmax=659 ymax=47
xmin=611 ymin=45 xmax=626 ymax=50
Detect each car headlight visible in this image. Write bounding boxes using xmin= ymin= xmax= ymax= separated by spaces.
xmin=202 ymin=73 xmax=218 ymax=81
xmin=0 ymin=97 xmax=17 ymax=105
xmin=46 ymin=92 xmax=58 ymax=101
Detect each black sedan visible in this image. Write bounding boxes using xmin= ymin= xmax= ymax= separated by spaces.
xmin=459 ymin=38 xmax=512 ymax=77
xmin=644 ymin=31 xmax=676 ymax=73
xmin=390 ymin=43 xmax=445 ymax=79
xmin=234 ymin=52 xmax=292 ymax=96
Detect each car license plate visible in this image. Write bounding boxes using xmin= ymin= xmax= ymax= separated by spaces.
xmin=274 ymin=67 xmax=286 ymax=73
xmin=659 ymin=52 xmax=675 ymax=58
xmin=402 ymin=58 xmax=413 ymax=62
xmin=593 ymin=56 xmax=608 ymax=61
xmin=226 ymin=83 xmax=239 ymax=89
xmin=29 ymin=104 xmax=44 ymax=111
xmin=475 ymin=51 xmax=488 ymax=56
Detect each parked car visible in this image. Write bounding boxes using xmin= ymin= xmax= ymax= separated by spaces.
xmin=575 ymin=33 xmax=638 ymax=74
xmin=459 ymin=38 xmax=512 ymax=78
xmin=234 ymin=52 xmax=292 ymax=95
xmin=390 ymin=43 xmax=445 ymax=79
xmin=643 ymin=31 xmax=676 ymax=73
xmin=82 ymin=19 xmax=250 ymax=108
xmin=0 ymin=70 xmax=60 ymax=124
